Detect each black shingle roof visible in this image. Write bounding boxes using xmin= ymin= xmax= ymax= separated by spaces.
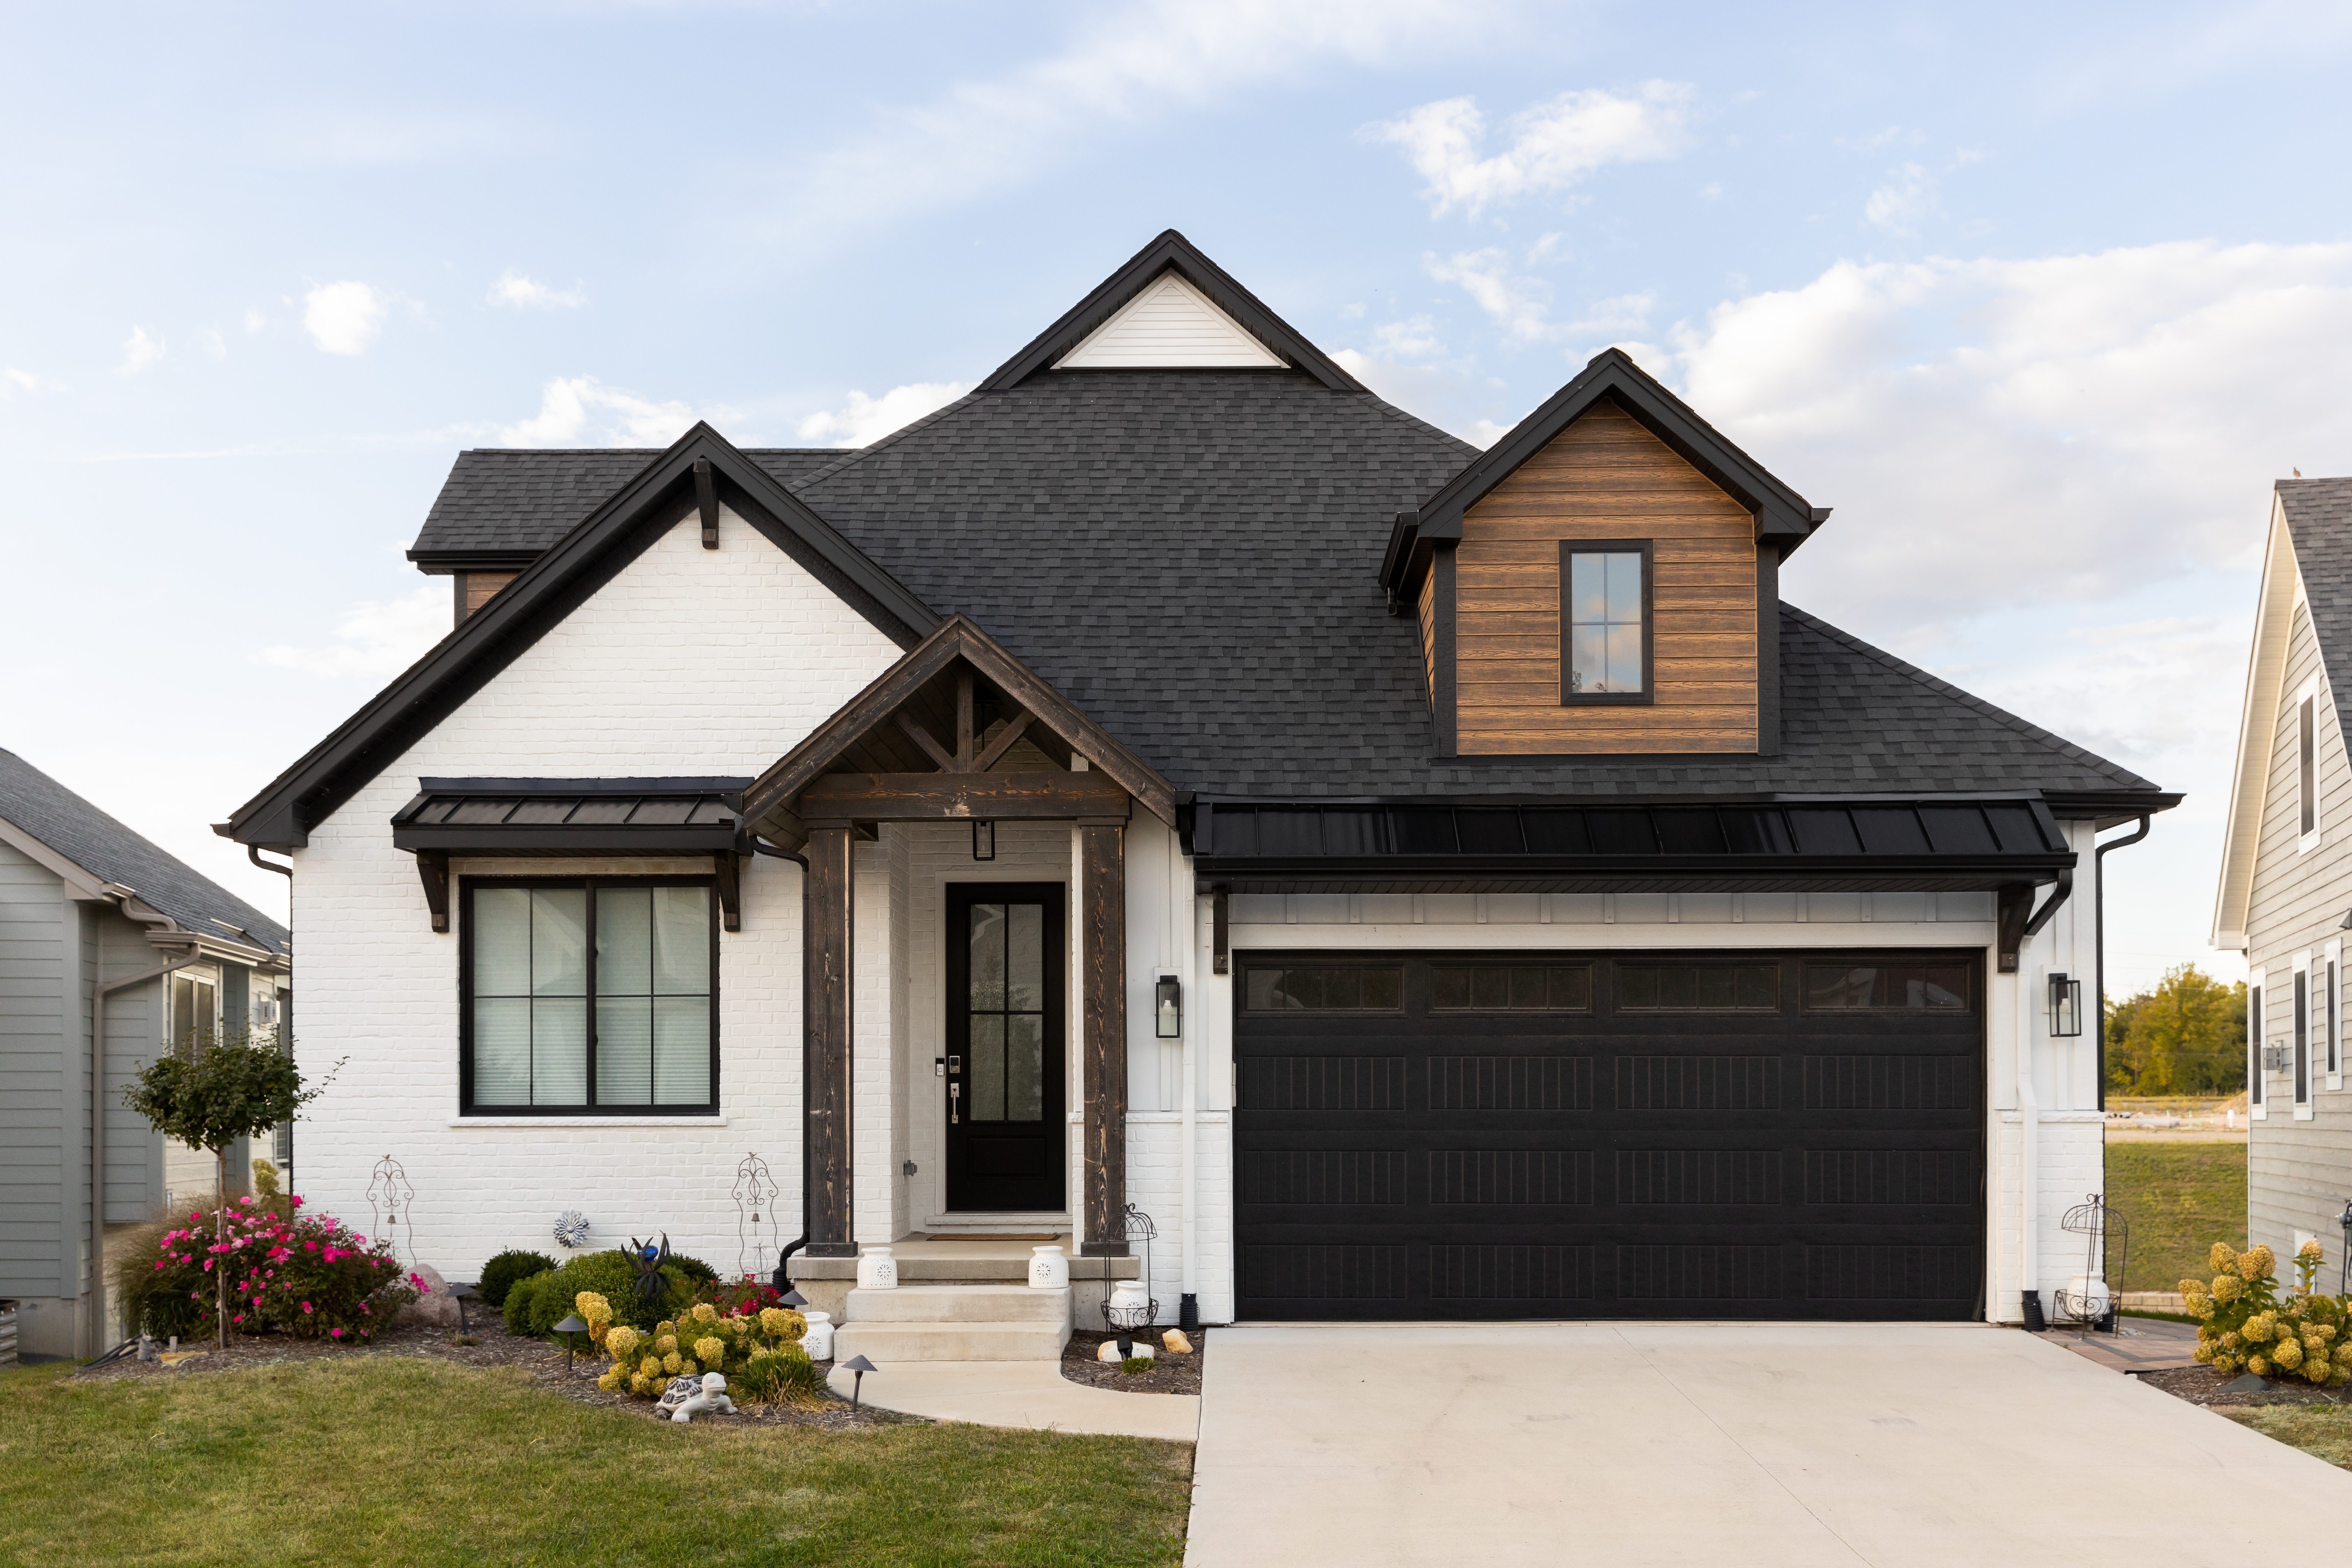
xmin=396 ymin=369 xmax=2156 ymax=803
xmin=0 ymin=747 xmax=289 ymax=957
xmin=2280 ymin=478 xmax=2352 ymax=738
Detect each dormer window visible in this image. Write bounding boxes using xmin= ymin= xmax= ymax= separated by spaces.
xmin=1562 ymin=542 xmax=1652 ymax=704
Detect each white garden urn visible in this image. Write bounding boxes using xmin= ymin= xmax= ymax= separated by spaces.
xmin=856 ymin=1246 xmax=898 ymax=1290
xmin=1108 ymin=1278 xmax=1149 ymax=1318
xmin=800 ymin=1310 xmax=834 ymax=1360
xmin=1028 ymin=1245 xmax=1070 ymax=1289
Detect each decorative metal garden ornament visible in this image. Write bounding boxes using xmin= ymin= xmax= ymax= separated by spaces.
xmin=366 ymin=1155 xmax=414 ymax=1264
xmin=628 ymin=1233 xmax=672 ymax=1307
xmin=1101 ymin=1204 xmax=1160 ymax=1356
xmin=841 ymin=1353 xmax=877 ymax=1412
xmin=732 ymin=1152 xmax=780 ymax=1280
xmin=2052 ymin=1194 xmax=2128 ymax=1332
xmin=552 ymin=1209 xmax=591 ymax=1251
xmin=553 ymin=1313 xmax=589 ymax=1374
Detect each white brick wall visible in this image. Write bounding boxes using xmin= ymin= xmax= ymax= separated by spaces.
xmin=288 ymin=508 xmax=901 ymax=1280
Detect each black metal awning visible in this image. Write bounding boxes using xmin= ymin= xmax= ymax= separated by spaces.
xmin=390 ymin=776 xmax=750 ymax=855
xmin=1188 ymin=795 xmax=2074 ymax=894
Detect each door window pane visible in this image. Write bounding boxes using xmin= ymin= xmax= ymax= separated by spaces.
xmin=1007 ymin=904 xmax=1044 ymax=1011
xmin=1006 ymin=1013 xmax=1045 ymax=1121
xmin=970 ymin=1014 xmax=1007 ymax=1121
xmin=971 ymin=904 xmax=1007 ymax=1010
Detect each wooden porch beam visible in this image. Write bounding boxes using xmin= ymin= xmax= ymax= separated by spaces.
xmin=799 ymin=771 xmax=1131 ymax=826
xmin=806 ymin=826 xmax=856 ymax=1257
xmin=893 ymin=712 xmax=958 ymax=773
xmin=972 ymin=709 xmax=1036 ymax=772
xmin=1080 ymin=823 xmax=1128 ymax=1257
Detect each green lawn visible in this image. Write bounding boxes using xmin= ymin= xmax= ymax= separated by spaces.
xmin=2228 ymin=1404 xmax=2352 ymax=1471
xmin=0 ymin=1357 xmax=1191 ymax=1566
xmin=2103 ymin=1140 xmax=2247 ymax=1294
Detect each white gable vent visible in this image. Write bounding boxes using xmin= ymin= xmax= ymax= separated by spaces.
xmin=1054 ymin=270 xmax=1285 ymax=370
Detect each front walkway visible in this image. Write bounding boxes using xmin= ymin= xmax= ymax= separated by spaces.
xmin=826 ymin=1360 xmax=1198 ymax=1441
xmin=1187 ymin=1322 xmax=2352 ymax=1567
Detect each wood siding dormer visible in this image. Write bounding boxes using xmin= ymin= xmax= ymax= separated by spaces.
xmin=1452 ymin=401 xmax=1761 ymax=754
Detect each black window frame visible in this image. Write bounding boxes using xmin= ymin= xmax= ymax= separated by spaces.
xmin=2249 ymin=983 xmax=2264 ymax=1106
xmin=1559 ymin=538 xmax=1656 ymax=707
xmin=458 ymin=873 xmax=722 ymax=1117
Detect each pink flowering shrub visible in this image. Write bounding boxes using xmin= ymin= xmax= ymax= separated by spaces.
xmin=121 ymin=1195 xmax=420 ymax=1342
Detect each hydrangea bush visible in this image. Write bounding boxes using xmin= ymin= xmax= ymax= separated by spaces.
xmin=2184 ymin=1240 xmax=2352 ymax=1385
xmin=592 ymin=1297 xmax=821 ymax=1403
xmin=127 ymin=1195 xmax=421 ymax=1343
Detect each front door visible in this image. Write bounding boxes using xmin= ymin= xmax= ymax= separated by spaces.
xmin=944 ymin=884 xmax=1066 ymax=1212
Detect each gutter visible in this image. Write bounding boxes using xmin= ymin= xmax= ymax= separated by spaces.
xmin=746 ymin=834 xmax=815 ymax=1287
xmin=2091 ymin=817 xmax=2151 ymax=1112
xmin=89 ymin=930 xmax=202 ymax=1353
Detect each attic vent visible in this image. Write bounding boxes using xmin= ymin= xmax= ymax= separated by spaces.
xmin=1055 ymin=270 xmax=1284 ymax=370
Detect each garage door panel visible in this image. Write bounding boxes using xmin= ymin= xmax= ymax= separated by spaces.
xmin=1235 ymin=948 xmax=1983 ymax=1322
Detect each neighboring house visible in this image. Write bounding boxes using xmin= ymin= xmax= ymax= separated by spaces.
xmin=222 ymin=231 xmax=2173 ymax=1346
xmin=0 ymin=747 xmax=290 ymax=1359
xmin=2214 ymin=477 xmax=2352 ymax=1262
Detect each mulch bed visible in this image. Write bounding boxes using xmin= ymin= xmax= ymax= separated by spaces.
xmin=70 ymin=1317 xmax=917 ymax=1430
xmin=2136 ymin=1364 xmax=2352 ymax=1409
xmin=1058 ymin=1329 xmax=1206 ymax=1396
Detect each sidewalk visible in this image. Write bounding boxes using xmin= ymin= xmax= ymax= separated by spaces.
xmin=825 ymin=1359 xmax=1200 ymax=1441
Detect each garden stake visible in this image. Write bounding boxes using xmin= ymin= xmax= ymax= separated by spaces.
xmin=842 ymin=1353 xmax=876 ymax=1412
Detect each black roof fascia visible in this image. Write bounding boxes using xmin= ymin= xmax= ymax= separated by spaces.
xmin=1194 ymin=852 xmax=2073 ymax=896
xmin=2039 ymin=789 xmax=2185 ymax=824
xmin=1398 ymin=349 xmax=1821 ymax=594
xmin=224 ymin=428 xmax=937 ymax=850
xmin=406 ymin=549 xmax=545 ymax=575
xmin=978 ymin=229 xmax=1367 ymax=394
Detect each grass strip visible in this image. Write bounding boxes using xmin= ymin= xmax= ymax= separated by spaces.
xmin=0 ymin=1356 xmax=1190 ymax=1566
xmin=2102 ymin=1140 xmax=2246 ymax=1294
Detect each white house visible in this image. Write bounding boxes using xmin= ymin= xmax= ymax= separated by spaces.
xmin=222 ymin=231 xmax=2175 ymax=1351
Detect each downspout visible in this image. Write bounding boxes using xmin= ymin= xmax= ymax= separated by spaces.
xmin=90 ymin=929 xmax=202 ymax=1353
xmin=747 ymin=833 xmax=814 ymax=1287
xmin=1174 ymin=829 xmax=1197 ymax=1333
xmin=2013 ymin=867 xmax=2072 ymax=1329
xmin=2092 ymin=817 xmax=2152 ymax=1112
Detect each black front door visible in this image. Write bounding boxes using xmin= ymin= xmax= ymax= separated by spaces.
xmin=945 ymin=884 xmax=1066 ymax=1212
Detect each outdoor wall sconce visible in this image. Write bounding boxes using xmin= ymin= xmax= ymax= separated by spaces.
xmin=2047 ymin=972 xmax=2083 ymax=1038
xmin=971 ymin=820 xmax=995 ymax=861
xmin=1155 ymin=974 xmax=1183 ymax=1038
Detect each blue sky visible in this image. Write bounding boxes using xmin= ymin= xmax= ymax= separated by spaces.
xmin=7 ymin=1 xmax=2352 ymax=991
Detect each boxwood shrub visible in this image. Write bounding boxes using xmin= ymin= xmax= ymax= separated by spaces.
xmin=477 ymin=1249 xmax=556 ymax=1310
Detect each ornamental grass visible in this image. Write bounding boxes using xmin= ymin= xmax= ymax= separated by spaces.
xmin=2184 ymin=1240 xmax=2352 ymax=1386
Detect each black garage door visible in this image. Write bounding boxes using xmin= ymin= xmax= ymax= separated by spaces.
xmin=1233 ymin=950 xmax=1983 ymax=1321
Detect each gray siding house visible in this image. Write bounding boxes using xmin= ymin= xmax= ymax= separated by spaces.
xmin=2215 ymin=478 xmax=2352 ymax=1264
xmin=0 ymin=747 xmax=290 ymax=1360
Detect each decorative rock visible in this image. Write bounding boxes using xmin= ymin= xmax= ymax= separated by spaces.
xmin=400 ymin=1263 xmax=460 ymax=1328
xmin=1028 ymin=1245 xmax=1070 ymax=1290
xmin=1162 ymin=1329 xmax=1193 ymax=1355
xmin=1098 ymin=1339 xmax=1156 ymax=1363
xmin=856 ymin=1247 xmax=898 ymax=1290
xmin=666 ymin=1371 xmax=736 ymax=1423
xmin=800 ymin=1310 xmax=834 ymax=1360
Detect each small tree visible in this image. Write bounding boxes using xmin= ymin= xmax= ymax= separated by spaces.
xmin=123 ymin=1028 xmax=330 ymax=1345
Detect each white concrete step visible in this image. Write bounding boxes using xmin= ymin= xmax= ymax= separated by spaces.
xmin=847 ymin=1285 xmax=1071 ymax=1325
xmin=831 ymin=1318 xmax=1072 ymax=1362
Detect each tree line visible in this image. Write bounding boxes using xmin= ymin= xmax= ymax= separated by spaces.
xmin=2104 ymin=964 xmax=2247 ymax=1096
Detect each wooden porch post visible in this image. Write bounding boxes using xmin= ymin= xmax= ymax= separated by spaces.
xmin=1079 ymin=823 xmax=1128 ymax=1256
xmin=806 ymin=826 xmax=856 ymax=1257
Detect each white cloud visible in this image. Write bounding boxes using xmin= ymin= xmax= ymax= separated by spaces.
xmin=3 ymin=366 xmax=55 ymax=394
xmin=1465 ymin=418 xmax=1515 ymax=447
xmin=202 ymin=330 xmax=227 ymax=361
xmin=243 ymin=308 xmax=266 ymax=333
xmin=117 ymin=326 xmax=165 ymax=375
xmin=1428 ymin=248 xmax=1558 ymax=341
xmin=1863 ymin=162 xmax=1942 ymax=234
xmin=788 ymin=0 xmax=1505 ymax=234
xmin=500 ymin=375 xmax=720 ymax=448
xmin=303 ymin=281 xmax=389 ymax=355
xmin=1563 ymin=291 xmax=1656 ymax=336
xmin=255 ymin=583 xmax=450 ymax=681
xmin=797 ymin=382 xmax=972 ymax=448
xmin=488 ymin=270 xmax=587 ymax=309
xmin=1368 ymin=81 xmax=1694 ymax=217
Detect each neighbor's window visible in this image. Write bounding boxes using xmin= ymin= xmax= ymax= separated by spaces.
xmin=170 ymin=973 xmax=218 ymax=1060
xmin=2329 ymin=957 xmax=2341 ymax=1077
xmin=2300 ymin=696 xmax=2318 ymax=838
xmin=1615 ymin=963 xmax=1778 ymax=1011
xmin=2295 ymin=967 xmax=2311 ymax=1107
xmin=464 ymin=878 xmax=717 ymax=1113
xmin=2249 ymin=983 xmax=2264 ymax=1107
xmin=1561 ymin=543 xmax=1650 ymax=702
xmin=1804 ymin=962 xmax=1972 ymax=1012
xmin=1243 ymin=966 xmax=1404 ymax=1012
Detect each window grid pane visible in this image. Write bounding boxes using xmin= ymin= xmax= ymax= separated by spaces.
xmin=1569 ymin=550 xmax=1644 ymax=694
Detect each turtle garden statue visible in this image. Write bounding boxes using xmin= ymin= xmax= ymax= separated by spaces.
xmin=656 ymin=1371 xmax=735 ymax=1423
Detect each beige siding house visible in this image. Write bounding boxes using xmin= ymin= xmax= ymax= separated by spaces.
xmin=2215 ymin=478 xmax=2352 ymax=1262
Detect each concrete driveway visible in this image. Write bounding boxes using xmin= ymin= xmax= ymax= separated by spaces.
xmin=1187 ymin=1323 xmax=2352 ymax=1566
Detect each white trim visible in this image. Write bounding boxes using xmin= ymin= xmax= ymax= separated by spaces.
xmin=1226 ymin=920 xmax=1991 ymax=951
xmin=2293 ymin=949 xmax=2315 ymax=1111
xmin=2214 ymin=497 xmax=2299 ymax=947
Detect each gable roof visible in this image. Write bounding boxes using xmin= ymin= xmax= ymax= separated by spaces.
xmin=1055 ymin=269 xmax=1287 ymax=370
xmin=2214 ymin=478 xmax=2352 ymax=947
xmin=223 ymin=423 xmax=939 ymax=849
xmin=1392 ymin=349 xmax=1827 ymax=600
xmin=0 ymin=746 xmax=289 ymax=961
xmin=979 ymin=229 xmax=1365 ymax=393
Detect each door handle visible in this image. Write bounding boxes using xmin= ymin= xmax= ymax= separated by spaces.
xmin=950 ymin=1082 xmax=961 ymax=1124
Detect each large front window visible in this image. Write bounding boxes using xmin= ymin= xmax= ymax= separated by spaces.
xmin=463 ymin=878 xmax=717 ymax=1114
